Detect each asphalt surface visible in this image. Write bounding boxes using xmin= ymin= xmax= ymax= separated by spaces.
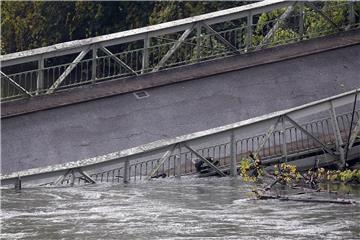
xmin=2 ymin=44 xmax=360 ymax=174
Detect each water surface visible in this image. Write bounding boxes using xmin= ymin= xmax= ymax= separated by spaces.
xmin=1 ymin=177 xmax=359 ymax=239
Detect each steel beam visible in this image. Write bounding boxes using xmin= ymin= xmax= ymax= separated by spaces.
xmin=100 ymin=46 xmax=138 ymax=76
xmin=77 ymin=168 xmax=96 ymax=184
xmin=201 ymin=22 xmax=238 ymax=53
xmin=175 ymin=144 xmax=182 ymax=178
xmin=92 ymin=46 xmax=97 ymax=83
xmin=54 ymin=169 xmax=72 ymax=185
xmin=253 ymin=117 xmax=281 ymax=158
xmin=348 ymin=2 xmax=355 ymax=26
xmin=305 ymin=2 xmax=342 ymax=32
xmin=329 ymin=101 xmax=345 ymax=167
xmin=1 ymin=89 xmax=358 ymax=187
xmin=0 ymin=1 xmax=291 ymax=67
xmin=348 ymin=118 xmax=360 ymax=150
xmin=146 ymin=144 xmax=178 ymax=180
xmin=298 ymin=2 xmax=304 ymax=39
xmin=14 ymin=176 xmax=21 ymax=191
xmin=123 ymin=159 xmax=130 ymax=183
xmin=36 ymin=57 xmax=44 ymax=95
xmin=142 ymin=34 xmax=150 ymax=73
xmin=284 ymin=115 xmax=337 ymax=157
xmin=247 ymin=12 xmax=253 ymax=50
xmin=183 ymin=143 xmax=226 ymax=177
xmin=47 ymin=48 xmax=90 ymax=94
xmin=152 ymin=26 xmax=194 ymax=72
xmin=256 ymin=4 xmax=295 ymax=50
xmin=0 ymin=71 xmax=32 ymax=97
xmin=281 ymin=116 xmax=288 ymax=162
xmin=196 ymin=23 xmax=201 ymax=61
xmin=230 ymin=130 xmax=237 ymax=177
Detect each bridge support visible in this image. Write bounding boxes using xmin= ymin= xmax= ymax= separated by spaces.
xmin=123 ymin=159 xmax=130 ymax=183
xmin=246 ymin=12 xmax=253 ymax=50
xmin=0 ymin=71 xmax=32 ymax=97
xmin=201 ymin=22 xmax=238 ymax=53
xmin=175 ymin=144 xmax=182 ymax=178
xmin=256 ymin=4 xmax=296 ymax=50
xmin=152 ymin=26 xmax=194 ymax=72
xmin=54 ymin=168 xmax=96 ymax=186
xmin=47 ymin=48 xmax=90 ymax=94
xmin=230 ymin=130 xmax=237 ymax=177
xmin=252 ymin=117 xmax=281 ymax=159
xmin=146 ymin=144 xmax=178 ymax=180
xmin=305 ymin=2 xmax=341 ymax=32
xmin=92 ymin=46 xmax=97 ymax=83
xmin=14 ymin=176 xmax=21 ymax=191
xmin=142 ymin=34 xmax=150 ymax=74
xmin=100 ymin=46 xmax=138 ymax=76
xmin=329 ymin=102 xmax=346 ymax=168
xmin=281 ymin=116 xmax=288 ymax=162
xmin=284 ymin=115 xmax=337 ymax=158
xmin=36 ymin=57 xmax=44 ymax=95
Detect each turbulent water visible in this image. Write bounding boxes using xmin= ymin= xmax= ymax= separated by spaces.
xmin=1 ymin=177 xmax=360 ymax=240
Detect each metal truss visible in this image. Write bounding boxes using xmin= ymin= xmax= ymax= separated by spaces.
xmin=1 ymin=1 xmax=358 ymax=100
xmin=2 ymin=89 xmax=359 ymax=189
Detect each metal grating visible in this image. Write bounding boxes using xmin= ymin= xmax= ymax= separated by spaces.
xmin=133 ymin=91 xmax=149 ymax=99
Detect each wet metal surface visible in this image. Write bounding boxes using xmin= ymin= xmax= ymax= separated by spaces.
xmin=1 ymin=177 xmax=360 ymax=240
xmin=2 ymin=45 xmax=360 ymax=174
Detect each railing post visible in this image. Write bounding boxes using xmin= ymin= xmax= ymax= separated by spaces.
xmin=196 ymin=23 xmax=201 ymax=61
xmin=176 ymin=143 xmax=182 ymax=178
xmin=92 ymin=46 xmax=97 ymax=83
xmin=15 ymin=176 xmax=21 ymax=191
xmin=281 ymin=116 xmax=288 ymax=162
xmin=298 ymin=2 xmax=304 ymax=39
xmin=246 ymin=12 xmax=253 ymax=51
xmin=123 ymin=159 xmax=130 ymax=183
xmin=142 ymin=34 xmax=150 ymax=74
xmin=348 ymin=2 xmax=355 ymax=28
xmin=329 ymin=101 xmax=345 ymax=168
xmin=36 ymin=56 xmax=44 ymax=95
xmin=230 ymin=130 xmax=237 ymax=177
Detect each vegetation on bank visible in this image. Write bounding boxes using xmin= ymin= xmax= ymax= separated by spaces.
xmin=1 ymin=1 xmax=360 ymax=55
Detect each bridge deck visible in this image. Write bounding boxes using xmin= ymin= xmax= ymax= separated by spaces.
xmin=1 ymin=42 xmax=360 ymax=175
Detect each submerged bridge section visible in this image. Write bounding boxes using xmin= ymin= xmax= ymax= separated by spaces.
xmin=1 ymin=1 xmax=360 ymax=187
xmin=1 ymin=89 xmax=359 ymax=188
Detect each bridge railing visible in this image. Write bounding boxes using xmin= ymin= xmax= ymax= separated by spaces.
xmin=64 ymin=109 xmax=357 ymax=185
xmin=1 ymin=1 xmax=359 ymax=101
xmin=1 ymin=89 xmax=359 ymax=188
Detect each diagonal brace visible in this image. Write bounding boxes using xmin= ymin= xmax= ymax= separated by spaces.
xmin=201 ymin=22 xmax=238 ymax=53
xmin=152 ymin=26 xmax=195 ymax=72
xmin=146 ymin=144 xmax=178 ymax=180
xmin=77 ymin=168 xmax=96 ymax=184
xmin=100 ymin=47 xmax=138 ymax=76
xmin=253 ymin=116 xmax=282 ymax=158
xmin=47 ymin=48 xmax=90 ymax=94
xmin=348 ymin=118 xmax=360 ymax=150
xmin=54 ymin=169 xmax=73 ymax=185
xmin=0 ymin=71 xmax=32 ymax=97
xmin=284 ymin=115 xmax=337 ymax=157
xmin=305 ymin=2 xmax=342 ymax=32
xmin=256 ymin=4 xmax=295 ymax=50
xmin=184 ymin=143 xmax=226 ymax=177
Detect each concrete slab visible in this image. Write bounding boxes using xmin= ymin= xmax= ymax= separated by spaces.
xmin=1 ymin=44 xmax=360 ymax=174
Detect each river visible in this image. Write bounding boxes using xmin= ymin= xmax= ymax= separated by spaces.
xmin=1 ymin=177 xmax=359 ymax=239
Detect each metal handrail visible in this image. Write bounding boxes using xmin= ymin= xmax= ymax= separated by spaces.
xmin=1 ymin=88 xmax=359 ymax=186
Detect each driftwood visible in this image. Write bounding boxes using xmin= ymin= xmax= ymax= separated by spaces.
xmin=253 ymin=190 xmax=357 ymax=205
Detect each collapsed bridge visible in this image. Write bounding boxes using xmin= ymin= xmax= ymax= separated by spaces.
xmin=1 ymin=89 xmax=359 ymax=188
xmin=1 ymin=1 xmax=360 ymax=188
